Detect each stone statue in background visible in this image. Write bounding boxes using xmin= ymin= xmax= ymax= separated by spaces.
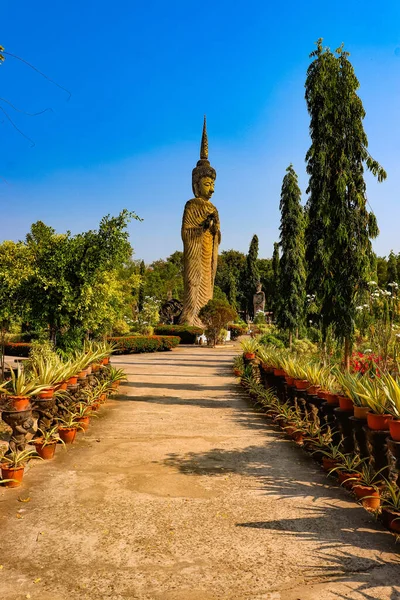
xmin=179 ymin=117 xmax=221 ymax=327
xmin=253 ymin=281 xmax=266 ymax=317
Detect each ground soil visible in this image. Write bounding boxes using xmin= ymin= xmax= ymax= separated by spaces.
xmin=0 ymin=345 xmax=400 ymax=600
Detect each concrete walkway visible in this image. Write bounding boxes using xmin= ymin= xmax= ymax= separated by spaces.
xmin=0 ymin=345 xmax=400 ymax=600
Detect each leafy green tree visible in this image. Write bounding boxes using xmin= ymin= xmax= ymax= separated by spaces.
xmin=276 ymin=165 xmax=306 ymax=345
xmin=144 ymin=251 xmax=184 ymax=302
xmin=198 ymin=299 xmax=237 ymax=347
xmin=215 ymin=249 xmax=246 ymax=311
xmin=305 ymin=39 xmax=386 ymax=367
xmin=24 ymin=210 xmax=140 ymax=347
xmin=245 ymin=235 xmax=259 ymax=318
xmin=387 ymin=250 xmax=398 ymax=285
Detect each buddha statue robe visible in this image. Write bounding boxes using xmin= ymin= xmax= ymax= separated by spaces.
xmin=180 ymin=197 xmax=221 ymax=327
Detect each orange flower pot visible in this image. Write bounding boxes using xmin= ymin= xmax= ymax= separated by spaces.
xmin=102 ymin=357 xmax=110 ymax=365
xmin=9 ymin=396 xmax=30 ymax=411
xmin=307 ymin=385 xmax=319 ymax=395
xmin=32 ymin=440 xmax=57 ymax=460
xmin=338 ymin=395 xmax=354 ymax=411
xmin=354 ymin=406 xmax=370 ymax=420
xmin=338 ymin=470 xmax=361 ymax=489
xmin=55 ymin=381 xmax=68 ymax=391
xmin=273 ymin=368 xmax=285 ymax=377
xmin=295 ymin=379 xmax=309 ymax=390
xmin=1 ymin=464 xmax=25 ymax=487
xmin=111 ymin=381 xmax=120 ymax=389
xmin=353 ymin=485 xmax=380 ymax=510
xmin=77 ymin=370 xmax=87 ymax=379
xmin=367 ymin=413 xmax=392 ymax=431
xmin=67 ymin=376 xmax=78 ymax=386
xmin=326 ymin=393 xmax=339 ymax=406
xmin=389 ymin=419 xmax=400 ymax=442
xmin=58 ymin=427 xmax=77 ymax=444
xmin=285 ymin=376 xmax=294 ymax=386
xmin=76 ymin=416 xmax=90 ymax=431
xmin=233 ymin=369 xmax=241 ymax=377
xmin=38 ymin=387 xmax=55 ymax=400
xmin=322 ymin=457 xmax=338 ymax=472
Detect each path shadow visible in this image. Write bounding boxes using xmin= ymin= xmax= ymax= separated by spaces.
xmin=118 ymin=393 xmax=244 ymax=410
xmin=123 ymin=381 xmax=232 ymax=391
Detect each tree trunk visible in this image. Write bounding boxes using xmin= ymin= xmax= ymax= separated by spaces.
xmin=344 ymin=337 xmax=351 ymax=371
xmin=289 ymin=331 xmax=293 ymax=349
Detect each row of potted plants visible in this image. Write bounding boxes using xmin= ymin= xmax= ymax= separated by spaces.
xmin=237 ymin=358 xmax=400 ymax=536
xmin=240 ymin=338 xmax=400 ymax=441
xmin=0 ymin=342 xmax=127 ymax=487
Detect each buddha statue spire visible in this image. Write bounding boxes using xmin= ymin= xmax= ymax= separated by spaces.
xmin=200 ymin=115 xmax=208 ymax=160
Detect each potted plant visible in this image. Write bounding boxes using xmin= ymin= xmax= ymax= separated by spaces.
xmin=57 ymin=412 xmax=84 ymax=444
xmin=233 ymin=355 xmax=244 ymax=377
xmin=381 ymin=481 xmax=400 ymax=533
xmin=0 ymin=448 xmax=39 ymax=487
xmin=357 ymin=378 xmax=393 ymax=431
xmin=75 ymin=402 xmax=93 ymax=431
xmin=317 ymin=441 xmax=344 ymax=472
xmin=352 ymin=464 xmax=386 ymax=510
xmin=328 ymin=452 xmax=365 ymax=489
xmin=1 ymin=364 xmax=49 ymax=411
xmin=379 ymin=372 xmax=400 ymax=441
xmin=240 ymin=338 xmax=259 ymax=361
xmin=106 ymin=366 xmax=127 ymax=390
xmin=32 ymin=425 xmax=65 ymax=459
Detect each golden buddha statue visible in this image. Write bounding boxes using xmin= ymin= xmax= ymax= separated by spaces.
xmin=179 ymin=117 xmax=221 ymax=327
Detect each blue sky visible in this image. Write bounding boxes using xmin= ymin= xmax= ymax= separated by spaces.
xmin=1 ymin=1 xmax=400 ymax=262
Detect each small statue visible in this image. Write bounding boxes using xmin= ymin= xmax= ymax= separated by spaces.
xmin=179 ymin=116 xmax=221 ymax=327
xmin=160 ymin=298 xmax=183 ymax=324
xmin=253 ymin=281 xmax=266 ymax=316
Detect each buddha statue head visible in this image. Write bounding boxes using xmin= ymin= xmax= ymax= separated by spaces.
xmin=192 ymin=116 xmax=216 ymax=199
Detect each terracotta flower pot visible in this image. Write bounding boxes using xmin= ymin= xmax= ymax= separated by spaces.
xmin=111 ymin=381 xmax=120 ymax=389
xmin=92 ymin=363 xmax=101 ymax=372
xmin=285 ymin=426 xmax=296 ymax=436
xmin=32 ymin=439 xmax=57 ymax=460
xmin=76 ymin=416 xmax=90 ymax=431
xmin=294 ymin=379 xmax=309 ymax=390
xmin=367 ymin=412 xmax=392 ymax=431
xmin=285 ymin=376 xmax=294 ymax=386
xmin=354 ymin=406 xmax=370 ymax=420
xmin=326 ymin=393 xmax=339 ymax=405
xmin=291 ymin=431 xmax=304 ymax=444
xmin=244 ymin=352 xmax=255 ymax=360
xmin=102 ymin=357 xmax=110 ymax=365
xmin=338 ymin=395 xmax=354 ymax=411
xmin=262 ymin=364 xmax=274 ymax=374
xmin=322 ymin=457 xmax=339 ymax=472
xmin=307 ymin=385 xmax=320 ymax=395
xmin=389 ymin=419 xmax=400 ymax=442
xmin=273 ymin=368 xmax=286 ymax=377
xmin=1 ymin=464 xmax=25 ymax=487
xmin=9 ymin=396 xmax=30 ymax=411
xmin=318 ymin=390 xmax=329 ymax=400
xmin=90 ymin=402 xmax=101 ymax=412
xmin=77 ymin=370 xmax=87 ymax=380
xmin=67 ymin=376 xmax=78 ymax=386
xmin=353 ymin=484 xmax=380 ymax=510
xmin=55 ymin=381 xmax=68 ymax=391
xmin=38 ymin=387 xmax=55 ymax=400
xmin=233 ymin=369 xmax=241 ymax=377
xmin=58 ymin=427 xmax=77 ymax=444
xmin=99 ymin=393 xmax=107 ymax=403
xmin=381 ymin=508 xmax=400 ymax=533
xmin=338 ymin=470 xmax=361 ymax=489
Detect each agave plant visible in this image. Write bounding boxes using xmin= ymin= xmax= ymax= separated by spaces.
xmin=240 ymin=337 xmax=260 ymax=356
xmin=29 ymin=356 xmax=60 ymax=387
xmin=381 ymin=480 xmax=400 ymax=511
xmin=333 ymin=369 xmax=367 ymax=407
xmin=35 ymin=425 xmax=65 ymax=447
xmin=379 ymin=372 xmax=400 ymax=417
xmin=106 ymin=366 xmax=127 ymax=384
xmin=57 ymin=411 xmax=85 ymax=429
xmin=2 ymin=364 xmax=49 ymax=398
xmin=356 ymin=377 xmax=391 ymax=415
xmin=1 ymin=448 xmax=39 ymax=467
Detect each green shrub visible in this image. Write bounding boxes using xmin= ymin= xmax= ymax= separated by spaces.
xmin=154 ymin=325 xmax=203 ymax=344
xmin=227 ymin=323 xmax=247 ymax=340
xmin=259 ymin=334 xmax=285 ymax=349
xmin=108 ymin=335 xmax=180 ymax=354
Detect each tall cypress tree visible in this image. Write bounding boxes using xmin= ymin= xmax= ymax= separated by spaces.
xmin=305 ymin=39 xmax=386 ymax=367
xmin=276 ymin=165 xmax=306 ymax=345
xmin=272 ymin=242 xmax=280 ymax=313
xmin=138 ymin=260 xmax=146 ymax=313
xmin=246 ymin=235 xmax=259 ymax=318
xmin=387 ymin=250 xmax=398 ymax=285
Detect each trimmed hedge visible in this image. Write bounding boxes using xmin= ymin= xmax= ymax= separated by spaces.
xmin=108 ymin=335 xmax=180 ymax=354
xmin=228 ymin=324 xmax=247 ymax=340
xmin=3 ymin=342 xmax=32 ymax=357
xmin=154 ymin=325 xmax=203 ymax=344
